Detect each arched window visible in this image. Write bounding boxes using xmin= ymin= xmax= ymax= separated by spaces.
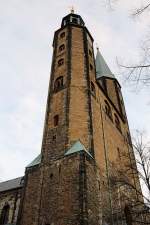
xmin=60 ymin=32 xmax=65 ymax=39
xmin=54 ymin=115 xmax=59 ymax=127
xmin=59 ymin=44 xmax=65 ymax=52
xmin=71 ymin=17 xmax=78 ymax=24
xmin=114 ymin=114 xmax=121 ymax=132
xmin=91 ymin=81 xmax=96 ymax=97
xmin=58 ymin=58 xmax=64 ymax=67
xmin=124 ymin=205 xmax=132 ymax=225
xmin=105 ymin=100 xmax=112 ymax=120
xmin=54 ymin=76 xmax=63 ymax=92
xmin=0 ymin=204 xmax=10 ymax=225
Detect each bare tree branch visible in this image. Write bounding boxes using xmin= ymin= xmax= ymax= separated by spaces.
xmin=117 ymin=38 xmax=150 ymax=87
xmin=111 ymin=1 xmax=150 ymax=88
xmin=120 ymin=64 xmax=150 ymax=69
xmin=132 ymin=3 xmax=150 ymax=16
xmin=102 ymin=130 xmax=150 ymax=223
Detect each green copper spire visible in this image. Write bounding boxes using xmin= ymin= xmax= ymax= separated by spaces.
xmin=96 ymin=47 xmax=115 ymax=79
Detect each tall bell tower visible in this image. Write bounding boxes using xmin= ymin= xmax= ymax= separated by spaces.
xmin=41 ymin=11 xmax=95 ymax=163
xmin=18 ymin=12 xmax=144 ymax=225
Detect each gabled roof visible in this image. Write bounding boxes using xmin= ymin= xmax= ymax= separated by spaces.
xmin=64 ymin=140 xmax=93 ymax=158
xmin=0 ymin=177 xmax=23 ymax=193
xmin=96 ymin=48 xmax=115 ymax=79
xmin=26 ymin=154 xmax=41 ymax=168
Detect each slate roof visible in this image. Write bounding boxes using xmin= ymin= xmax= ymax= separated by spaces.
xmin=0 ymin=177 xmax=23 ymax=193
xmin=96 ymin=48 xmax=115 ymax=79
xmin=64 ymin=140 xmax=93 ymax=158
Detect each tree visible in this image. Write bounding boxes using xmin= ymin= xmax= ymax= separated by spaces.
xmin=107 ymin=130 xmax=150 ymax=224
xmin=106 ymin=0 xmax=150 ymax=15
xmin=132 ymin=2 xmax=150 ymax=16
xmin=99 ymin=126 xmax=150 ymax=223
xmin=132 ymin=130 xmax=150 ymax=203
xmin=106 ymin=0 xmax=150 ymax=87
xmin=117 ymin=39 xmax=150 ymax=87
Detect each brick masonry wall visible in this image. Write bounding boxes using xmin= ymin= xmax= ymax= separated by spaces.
xmin=68 ymin=27 xmax=91 ymax=150
xmin=85 ymin=155 xmax=102 ymax=225
xmin=41 ymin=27 xmax=70 ymax=163
xmin=106 ymin=79 xmax=120 ymax=112
xmin=18 ymin=166 xmax=42 ymax=225
xmin=38 ymin=154 xmax=81 ymax=225
xmin=85 ymin=29 xmax=144 ymax=223
xmin=38 ymin=152 xmax=102 ymax=225
xmin=88 ymin=47 xmax=144 ymax=224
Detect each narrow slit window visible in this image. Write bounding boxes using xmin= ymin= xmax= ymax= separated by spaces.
xmin=50 ymin=173 xmax=53 ymax=179
xmin=114 ymin=114 xmax=121 ymax=132
xmin=105 ymin=100 xmax=112 ymax=120
xmin=91 ymin=81 xmax=96 ymax=97
xmin=127 ymin=132 xmax=132 ymax=146
xmin=89 ymin=49 xmax=92 ymax=57
xmin=98 ymin=180 xmax=100 ymax=190
xmin=54 ymin=115 xmax=59 ymax=127
xmin=52 ymin=135 xmax=56 ymax=141
xmin=90 ymin=64 xmax=93 ymax=70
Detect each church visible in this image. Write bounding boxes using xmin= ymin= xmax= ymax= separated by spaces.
xmin=0 ymin=11 xmax=148 ymax=225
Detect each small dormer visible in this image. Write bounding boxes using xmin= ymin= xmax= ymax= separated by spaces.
xmin=61 ymin=13 xmax=85 ymax=27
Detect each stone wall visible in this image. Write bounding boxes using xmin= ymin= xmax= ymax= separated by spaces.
xmin=17 ymin=165 xmax=42 ymax=225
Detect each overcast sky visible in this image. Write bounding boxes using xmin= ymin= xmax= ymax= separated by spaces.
xmin=0 ymin=0 xmax=150 ymax=181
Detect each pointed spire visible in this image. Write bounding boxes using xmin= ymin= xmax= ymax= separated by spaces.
xmin=96 ymin=47 xmax=115 ymax=79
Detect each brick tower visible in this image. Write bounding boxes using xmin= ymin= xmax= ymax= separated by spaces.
xmin=17 ymin=12 xmax=144 ymax=225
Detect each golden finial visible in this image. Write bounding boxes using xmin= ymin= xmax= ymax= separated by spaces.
xmin=70 ymin=6 xmax=74 ymax=14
